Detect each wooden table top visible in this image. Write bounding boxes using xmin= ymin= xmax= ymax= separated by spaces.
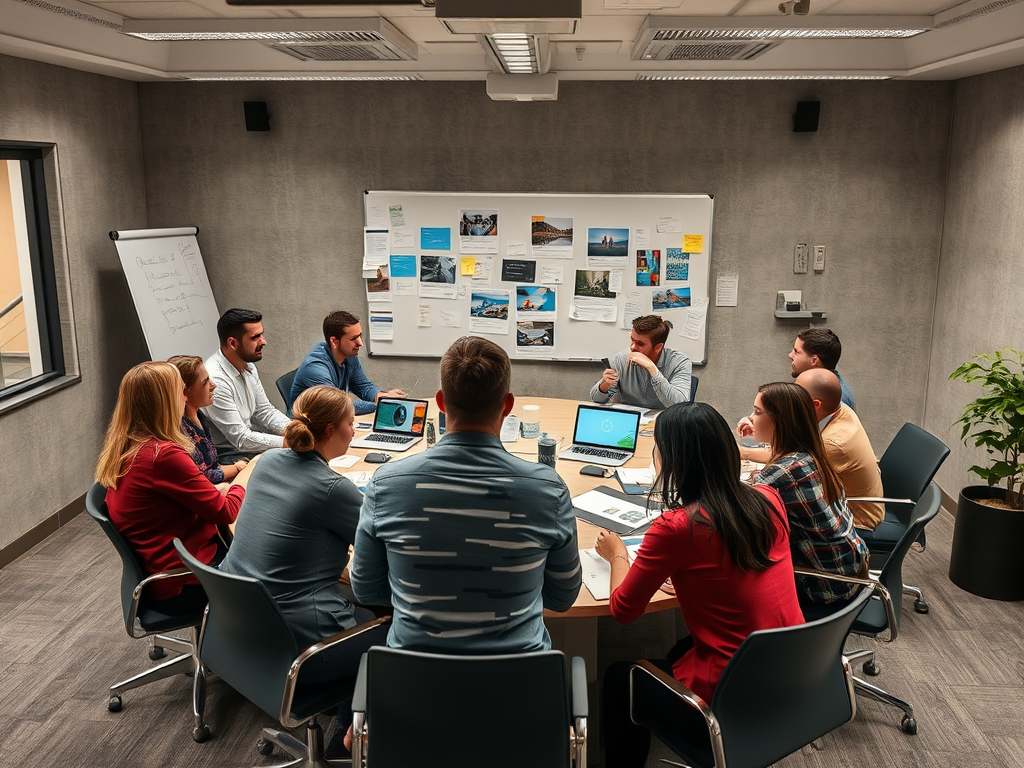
xmin=233 ymin=395 xmax=676 ymax=619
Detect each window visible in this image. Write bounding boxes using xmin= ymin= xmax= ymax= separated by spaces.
xmin=0 ymin=146 xmax=66 ymax=403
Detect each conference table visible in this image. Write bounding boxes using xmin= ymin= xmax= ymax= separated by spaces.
xmin=233 ymin=396 xmax=677 ymax=686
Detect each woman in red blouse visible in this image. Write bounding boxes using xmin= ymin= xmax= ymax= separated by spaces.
xmin=597 ymin=402 xmax=804 ymax=768
xmin=95 ymin=361 xmax=244 ymax=615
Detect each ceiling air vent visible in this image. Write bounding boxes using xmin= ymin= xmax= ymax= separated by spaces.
xmin=267 ymin=32 xmax=415 ymax=62
xmin=934 ymin=0 xmax=1023 ymax=28
xmin=661 ymin=41 xmax=776 ymax=61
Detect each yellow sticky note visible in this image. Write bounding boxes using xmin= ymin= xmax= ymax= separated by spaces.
xmin=683 ymin=234 xmax=704 ymax=253
xmin=460 ymin=257 xmax=476 ymax=276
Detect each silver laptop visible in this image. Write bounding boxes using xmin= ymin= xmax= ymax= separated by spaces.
xmin=350 ymin=397 xmax=429 ymax=452
xmin=559 ymin=404 xmax=641 ymax=467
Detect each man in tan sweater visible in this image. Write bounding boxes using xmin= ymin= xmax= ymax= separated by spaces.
xmin=738 ymin=369 xmax=883 ymax=533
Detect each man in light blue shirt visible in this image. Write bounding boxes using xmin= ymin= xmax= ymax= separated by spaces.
xmin=351 ymin=336 xmax=582 ymax=653
xmin=289 ymin=310 xmax=405 ymax=415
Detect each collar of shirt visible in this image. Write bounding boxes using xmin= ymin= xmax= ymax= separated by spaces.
xmin=818 ymin=411 xmax=836 ymax=431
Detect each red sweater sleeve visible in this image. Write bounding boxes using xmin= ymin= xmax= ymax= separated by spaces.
xmin=151 ymin=443 xmax=244 ymax=525
xmin=609 ymin=515 xmax=681 ymax=623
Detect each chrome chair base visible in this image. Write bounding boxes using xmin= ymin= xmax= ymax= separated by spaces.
xmin=255 ymin=719 xmax=352 ymax=768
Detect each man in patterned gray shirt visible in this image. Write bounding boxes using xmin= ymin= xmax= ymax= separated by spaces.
xmin=351 ymin=336 xmax=582 ymax=653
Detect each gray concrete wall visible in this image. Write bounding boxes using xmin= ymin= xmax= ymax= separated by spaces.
xmin=137 ymin=80 xmax=951 ymax=453
xmin=924 ymin=64 xmax=1024 ymax=498
xmin=0 ymin=54 xmax=149 ymax=549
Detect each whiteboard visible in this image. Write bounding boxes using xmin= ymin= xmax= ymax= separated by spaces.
xmin=362 ymin=192 xmax=713 ymax=364
xmin=110 ymin=227 xmax=220 ymax=360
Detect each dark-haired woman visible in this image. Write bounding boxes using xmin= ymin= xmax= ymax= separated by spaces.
xmin=218 ymin=385 xmax=373 ymax=681
xmin=747 ymin=381 xmax=868 ymax=619
xmin=598 ymin=402 xmax=804 ymax=768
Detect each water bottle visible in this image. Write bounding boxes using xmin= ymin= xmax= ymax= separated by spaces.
xmin=426 ymin=418 xmax=436 ymax=448
xmin=538 ymin=432 xmax=558 ymax=469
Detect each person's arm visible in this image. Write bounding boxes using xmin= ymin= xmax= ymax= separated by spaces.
xmin=204 ymin=370 xmax=285 ymax=452
xmin=324 ymin=476 xmax=364 ymax=544
xmin=590 ymin=353 xmax=623 ymax=403
xmin=249 ymin=371 xmax=291 ymax=436
xmin=346 ymin=357 xmax=383 ymax=408
xmin=541 ymin=485 xmax=582 ymax=612
xmin=350 ymin=476 xmax=393 ymax=605
xmin=650 ymin=352 xmax=691 ymax=406
xmin=151 ymin=444 xmax=244 ymax=526
xmin=602 ymin=517 xmax=679 ymax=624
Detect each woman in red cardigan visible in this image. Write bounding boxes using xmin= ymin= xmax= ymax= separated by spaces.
xmin=95 ymin=361 xmax=244 ymax=615
xmin=596 ymin=402 xmax=805 ymax=768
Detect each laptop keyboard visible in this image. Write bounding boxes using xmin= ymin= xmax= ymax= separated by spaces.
xmin=368 ymin=433 xmax=416 ymax=444
xmin=572 ymin=446 xmax=628 ymax=460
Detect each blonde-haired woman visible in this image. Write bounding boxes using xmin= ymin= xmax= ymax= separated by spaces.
xmin=219 ymin=385 xmax=372 ymax=680
xmin=97 ymin=361 xmax=244 ymax=615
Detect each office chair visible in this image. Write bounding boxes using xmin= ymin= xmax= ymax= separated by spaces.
xmin=836 ymin=483 xmax=942 ymax=735
xmin=689 ymin=374 xmax=699 ymax=403
xmin=628 ymin=586 xmax=872 ymax=768
xmin=276 ymin=368 xmax=298 ymax=416
xmin=85 ymin=483 xmax=210 ymax=741
xmin=350 ymin=648 xmax=587 ymax=768
xmin=853 ymin=422 xmax=949 ymax=613
xmin=172 ymin=539 xmax=390 ymax=766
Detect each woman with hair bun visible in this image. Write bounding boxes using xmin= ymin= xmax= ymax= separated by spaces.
xmin=218 ymin=385 xmax=373 ymax=681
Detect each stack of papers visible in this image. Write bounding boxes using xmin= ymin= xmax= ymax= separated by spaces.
xmin=572 ymin=488 xmax=659 ymax=532
xmin=580 ymin=536 xmax=644 ymax=600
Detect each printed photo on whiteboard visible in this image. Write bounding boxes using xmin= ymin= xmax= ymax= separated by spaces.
xmin=469 ymin=290 xmax=510 ymax=335
xmin=420 ymin=227 xmax=451 ymax=251
xmin=366 ymin=264 xmax=391 ymax=302
xmin=665 ymin=248 xmax=689 ymax=281
xmin=363 ymin=228 xmax=389 ymax=270
xmin=516 ymin=321 xmax=555 ymax=356
xmin=516 ymin=286 xmax=556 ymax=318
xmin=460 ymin=209 xmax=499 ymax=255
xmin=636 ymin=250 xmax=660 ymax=287
xmin=419 ymin=255 xmax=457 ymax=299
xmin=587 ymin=227 xmax=629 ymax=257
xmin=501 ymin=259 xmax=536 ymax=283
xmin=572 ymin=270 xmax=618 ymax=323
xmin=531 ymin=216 xmax=573 ymax=259
xmin=388 ymin=204 xmax=404 ymax=228
xmin=574 ymin=269 xmax=616 ymax=299
xmin=390 ymin=254 xmax=416 ymax=278
xmin=652 ymin=286 xmax=691 ymax=310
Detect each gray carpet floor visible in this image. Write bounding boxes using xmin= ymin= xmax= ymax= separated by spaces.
xmin=1 ymin=506 xmax=1022 ymax=767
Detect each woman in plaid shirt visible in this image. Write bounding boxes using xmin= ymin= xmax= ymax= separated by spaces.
xmin=748 ymin=382 xmax=869 ymax=619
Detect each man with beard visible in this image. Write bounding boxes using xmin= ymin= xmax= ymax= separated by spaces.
xmin=788 ymin=327 xmax=855 ymax=410
xmin=204 ymin=308 xmax=290 ymax=459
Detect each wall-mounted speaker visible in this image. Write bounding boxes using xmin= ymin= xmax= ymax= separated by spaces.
xmin=243 ymin=101 xmax=271 ymax=132
xmin=793 ymin=100 xmax=820 ymax=133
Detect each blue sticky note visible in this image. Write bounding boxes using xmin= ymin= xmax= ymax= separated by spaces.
xmin=421 ymin=227 xmax=451 ymax=251
xmin=390 ymin=255 xmax=417 ymax=277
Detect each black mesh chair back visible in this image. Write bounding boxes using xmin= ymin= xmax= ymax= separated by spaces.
xmin=855 ymin=483 xmax=941 ymax=635
xmin=633 ymin=587 xmax=872 ymax=768
xmin=359 ymin=647 xmax=574 ymax=768
xmin=690 ymin=374 xmax=699 ymax=402
xmin=878 ymin=423 xmax=949 ymax=527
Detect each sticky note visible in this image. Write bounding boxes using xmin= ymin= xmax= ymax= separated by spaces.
xmin=460 ymin=257 xmax=476 ymax=276
xmin=683 ymin=234 xmax=704 ymax=253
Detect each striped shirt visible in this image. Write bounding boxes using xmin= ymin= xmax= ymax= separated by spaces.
xmin=351 ymin=430 xmax=582 ymax=653
xmin=753 ymin=452 xmax=867 ymax=604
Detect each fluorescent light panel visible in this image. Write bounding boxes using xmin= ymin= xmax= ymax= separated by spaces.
xmin=654 ymin=28 xmax=925 ymax=40
xmin=636 ymin=74 xmax=892 ymax=81
xmin=487 ymin=33 xmax=541 ymax=74
xmin=187 ymin=74 xmax=423 ymax=81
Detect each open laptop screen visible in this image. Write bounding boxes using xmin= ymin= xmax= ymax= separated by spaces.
xmin=373 ymin=398 xmax=428 ymax=435
xmin=572 ymin=405 xmax=640 ymax=451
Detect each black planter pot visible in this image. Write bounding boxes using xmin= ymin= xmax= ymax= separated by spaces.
xmin=949 ymin=486 xmax=1024 ymax=601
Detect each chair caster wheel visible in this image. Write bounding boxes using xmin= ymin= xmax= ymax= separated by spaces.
xmin=149 ymin=645 xmax=167 ymax=660
xmin=864 ymin=660 xmax=880 ymax=676
xmin=256 ymin=738 xmax=274 ymax=755
xmin=901 ymin=715 xmax=917 ymax=735
xmin=193 ymin=725 xmax=211 ymax=743
xmin=108 ymin=696 xmax=123 ymax=712
xmin=914 ymin=600 xmax=929 ymax=614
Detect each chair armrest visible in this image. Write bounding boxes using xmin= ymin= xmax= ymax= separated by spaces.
xmin=279 ymin=616 xmax=391 ymax=728
xmin=352 ymin=653 xmax=369 ymax=713
xmin=571 ymin=656 xmax=588 ymax=718
xmin=793 ymin=568 xmax=898 ymax=642
xmin=127 ymin=568 xmax=198 ymax=636
xmin=847 ymin=497 xmax=913 ymax=506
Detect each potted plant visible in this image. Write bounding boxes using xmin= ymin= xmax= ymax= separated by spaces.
xmin=947 ymin=347 xmax=1024 ymax=600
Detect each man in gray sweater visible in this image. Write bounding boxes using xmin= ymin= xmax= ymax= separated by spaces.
xmin=590 ymin=314 xmax=692 ymax=409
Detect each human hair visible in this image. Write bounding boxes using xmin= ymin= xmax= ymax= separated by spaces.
xmin=95 ymin=361 xmax=192 ymax=489
xmin=284 ymin=385 xmax=354 ymax=453
xmin=653 ymin=402 xmax=783 ymax=572
xmin=797 ymin=327 xmax=842 ymax=370
xmin=757 ymin=381 xmax=844 ymax=505
xmin=439 ymin=336 xmax=511 ymax=423
xmin=323 ymin=310 xmax=360 ymax=345
xmin=217 ymin=308 xmax=262 ymax=346
xmin=167 ymin=355 xmax=204 ymax=388
xmin=632 ymin=314 xmax=672 ymax=347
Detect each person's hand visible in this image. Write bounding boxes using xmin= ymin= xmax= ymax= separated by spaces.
xmin=599 ymin=368 xmax=619 ymax=393
xmin=376 ymin=388 xmax=407 ymax=402
xmin=215 ymin=482 xmax=232 ymax=496
xmin=234 ymin=459 xmax=249 ymax=472
xmin=595 ymin=529 xmax=628 ymax=562
xmin=344 ymin=724 xmax=353 ymax=752
xmin=736 ymin=416 xmax=754 ymax=438
xmin=626 ymin=351 xmax=657 ymax=375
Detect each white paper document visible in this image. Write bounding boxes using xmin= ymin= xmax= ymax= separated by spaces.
xmin=657 ymin=215 xmax=683 ymax=233
xmin=506 ymin=240 xmax=528 ymax=258
xmin=621 ymin=297 xmax=643 ymax=330
xmin=393 ymin=279 xmax=416 ymax=296
xmin=634 ymin=227 xmax=651 ymax=248
xmin=570 ymin=297 xmax=617 ymax=323
xmin=541 ymin=265 xmax=564 ymax=285
xmin=586 ymin=255 xmax=629 ymax=269
xmin=609 ymin=271 xmax=623 ymax=294
xmin=580 ymin=537 xmax=645 ymax=600
xmin=363 ymin=228 xmax=390 ymax=270
xmin=388 ymin=204 xmax=405 ymax=228
xmin=328 ymin=455 xmax=360 ymax=469
xmin=680 ymin=307 xmax=707 ymax=340
xmin=716 ymin=273 xmax=739 ymax=307
xmin=390 ymin=227 xmax=414 ymax=251
xmin=365 ymin=204 xmax=388 ymax=228
xmin=418 ymin=304 xmax=432 ymax=327
xmin=572 ymin=490 xmax=655 ymax=528
xmin=436 ymin=309 xmax=462 ymax=328
xmin=471 ymin=256 xmax=494 ymax=286
xmin=368 ymin=311 xmax=394 ymax=340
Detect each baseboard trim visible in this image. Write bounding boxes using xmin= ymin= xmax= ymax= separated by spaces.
xmin=0 ymin=490 xmax=88 ymax=570
xmin=939 ymin=484 xmax=957 ymax=518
